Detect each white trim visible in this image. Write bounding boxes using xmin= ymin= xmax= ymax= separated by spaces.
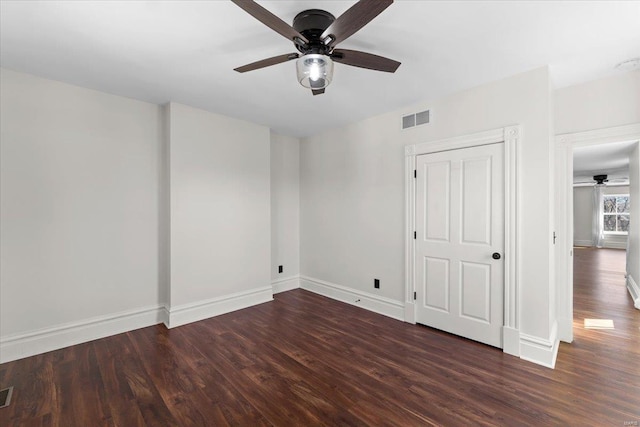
xmin=0 ymin=305 xmax=164 ymax=363
xmin=502 ymin=326 xmax=520 ymax=356
xmin=556 ymin=141 xmax=574 ymax=343
xmin=627 ymin=274 xmax=640 ymax=309
xmin=410 ymin=127 xmax=509 ymax=154
xmin=519 ymin=321 xmax=559 ymax=369
xmin=300 ymin=276 xmax=405 ymax=321
xmin=573 ymin=240 xmax=593 ymax=247
xmin=556 ymin=123 xmax=640 ymax=345
xmin=602 ymin=241 xmax=628 ymax=250
xmin=165 ymin=286 xmax=273 ymax=328
xmin=405 ymin=126 xmax=520 ymax=356
xmin=272 ymin=275 xmax=301 ymax=294
xmin=161 ymin=305 xmax=171 ymax=326
xmin=405 ymin=144 xmax=416 ymax=312
xmin=404 ymin=302 xmax=416 ymax=324
xmin=556 ymin=123 xmax=640 ymax=146
xmin=573 ymin=182 xmax=630 ymax=187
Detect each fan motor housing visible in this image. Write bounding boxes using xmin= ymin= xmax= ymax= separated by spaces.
xmin=293 ymin=9 xmax=335 ymax=54
xmin=593 ymin=174 xmax=608 ymax=184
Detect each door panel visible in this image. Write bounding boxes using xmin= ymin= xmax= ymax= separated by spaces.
xmin=424 ymin=257 xmax=449 ymax=312
xmin=415 ymin=143 xmax=504 ymax=348
xmin=461 ymin=157 xmax=492 ymax=245
xmin=424 ymin=161 xmax=450 ymax=242
xmin=460 ymin=261 xmax=491 ymax=322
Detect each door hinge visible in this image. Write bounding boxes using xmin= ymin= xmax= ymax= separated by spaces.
xmin=414 ymin=231 xmax=416 ymax=239
xmin=413 ymin=291 xmax=417 ymax=300
xmin=414 ymin=169 xmax=417 ymax=178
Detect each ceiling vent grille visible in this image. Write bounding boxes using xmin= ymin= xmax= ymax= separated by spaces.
xmin=402 ymin=110 xmax=430 ymax=130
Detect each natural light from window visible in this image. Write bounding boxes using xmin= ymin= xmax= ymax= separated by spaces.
xmin=584 ymin=319 xmax=615 ymax=329
xmin=603 ymin=194 xmax=629 ymax=234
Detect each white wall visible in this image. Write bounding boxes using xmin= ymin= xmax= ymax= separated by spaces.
xmin=270 ymin=132 xmax=300 ymax=282
xmin=0 ymin=69 xmax=162 ymax=339
xmin=573 ymin=186 xmax=593 ymax=245
xmin=555 ymin=70 xmax=640 ymax=135
xmin=628 ymin=144 xmax=640 ymax=300
xmin=301 ymin=67 xmax=555 ymax=345
xmin=573 ymin=185 xmax=630 ymax=248
xmin=0 ymin=71 xmax=275 ymax=361
xmin=167 ymin=103 xmax=271 ymax=314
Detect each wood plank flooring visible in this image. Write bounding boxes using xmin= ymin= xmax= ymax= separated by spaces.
xmin=1 ymin=248 xmax=639 ymax=426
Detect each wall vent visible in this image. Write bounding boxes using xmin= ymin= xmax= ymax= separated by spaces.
xmin=401 ymin=110 xmax=430 ymax=130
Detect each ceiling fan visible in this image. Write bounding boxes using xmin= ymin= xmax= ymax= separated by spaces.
xmin=574 ymin=174 xmax=629 ymax=186
xmin=231 ymin=0 xmax=401 ymax=95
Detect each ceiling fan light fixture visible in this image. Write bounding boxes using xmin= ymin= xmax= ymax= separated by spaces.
xmin=296 ymin=54 xmax=333 ymax=89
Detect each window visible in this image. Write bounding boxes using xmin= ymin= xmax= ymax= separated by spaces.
xmin=603 ymin=194 xmax=629 ymax=234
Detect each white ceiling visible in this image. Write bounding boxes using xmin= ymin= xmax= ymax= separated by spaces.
xmin=573 ymin=140 xmax=638 ymax=183
xmin=1 ymin=1 xmax=639 ymax=137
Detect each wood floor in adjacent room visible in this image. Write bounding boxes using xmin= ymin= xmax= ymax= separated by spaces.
xmin=1 ymin=248 xmax=639 ymax=426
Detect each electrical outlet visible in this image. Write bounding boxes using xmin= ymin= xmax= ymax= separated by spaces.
xmin=278 ymin=265 xmax=283 ymax=274
xmin=374 ymin=278 xmax=380 ymax=289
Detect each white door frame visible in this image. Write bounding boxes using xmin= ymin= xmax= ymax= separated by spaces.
xmin=404 ymin=125 xmax=521 ymax=356
xmin=555 ymin=123 xmax=640 ymax=343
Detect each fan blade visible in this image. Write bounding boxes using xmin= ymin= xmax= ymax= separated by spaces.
xmin=312 ymin=89 xmax=325 ymax=96
xmin=234 ymin=53 xmax=299 ymax=73
xmin=332 ymin=49 xmax=400 ymax=73
xmin=321 ymin=0 xmax=393 ymax=47
xmin=231 ymin=0 xmax=308 ymax=44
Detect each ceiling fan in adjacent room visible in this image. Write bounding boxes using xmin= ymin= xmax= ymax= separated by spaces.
xmin=574 ymin=174 xmax=629 ymax=186
xmin=231 ymin=0 xmax=401 ymax=95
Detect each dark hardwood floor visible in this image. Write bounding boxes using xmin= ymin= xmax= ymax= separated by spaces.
xmin=1 ymin=248 xmax=639 ymax=426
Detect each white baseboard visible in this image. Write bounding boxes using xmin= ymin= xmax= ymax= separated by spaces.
xmin=603 ymin=241 xmax=627 ymax=250
xmin=557 ymin=315 xmax=574 ymax=343
xmin=404 ymin=302 xmax=416 ymax=324
xmin=627 ymin=274 xmax=640 ymax=310
xmin=165 ymin=286 xmax=273 ymax=328
xmin=502 ymin=326 xmax=520 ymax=356
xmin=519 ymin=321 xmax=559 ymax=369
xmin=0 ymin=305 xmax=164 ymax=363
xmin=272 ymin=275 xmax=300 ymax=294
xmin=300 ymin=276 xmax=405 ymax=321
xmin=573 ymin=240 xmax=593 ymax=247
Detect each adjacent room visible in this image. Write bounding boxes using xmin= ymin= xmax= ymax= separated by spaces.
xmin=1 ymin=0 xmax=639 ymax=425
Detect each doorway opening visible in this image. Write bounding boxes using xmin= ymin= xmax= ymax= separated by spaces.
xmin=555 ymin=124 xmax=640 ymax=345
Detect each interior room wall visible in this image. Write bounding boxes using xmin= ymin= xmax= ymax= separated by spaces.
xmin=167 ymin=103 xmax=271 ymax=325
xmin=555 ymin=70 xmax=640 ymax=135
xmin=300 ymin=67 xmax=555 ymax=347
xmin=573 ymin=187 xmax=594 ymax=246
xmin=0 ymin=69 xmax=162 ymax=360
xmin=270 ymin=132 xmax=300 ymax=291
xmin=0 ymin=70 xmax=275 ymax=361
xmin=573 ymin=185 xmax=630 ymax=248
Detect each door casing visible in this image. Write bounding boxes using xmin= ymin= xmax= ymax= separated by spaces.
xmin=404 ymin=126 xmax=521 ymax=357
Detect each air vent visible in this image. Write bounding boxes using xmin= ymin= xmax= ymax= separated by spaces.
xmin=402 ymin=110 xmax=430 ymax=130
xmin=0 ymin=386 xmax=13 ymax=408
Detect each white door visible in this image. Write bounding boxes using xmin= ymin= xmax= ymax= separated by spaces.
xmin=415 ymin=143 xmax=504 ymax=348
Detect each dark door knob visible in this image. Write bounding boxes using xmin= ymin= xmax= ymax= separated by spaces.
xmin=492 ymin=252 xmax=501 ymax=260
